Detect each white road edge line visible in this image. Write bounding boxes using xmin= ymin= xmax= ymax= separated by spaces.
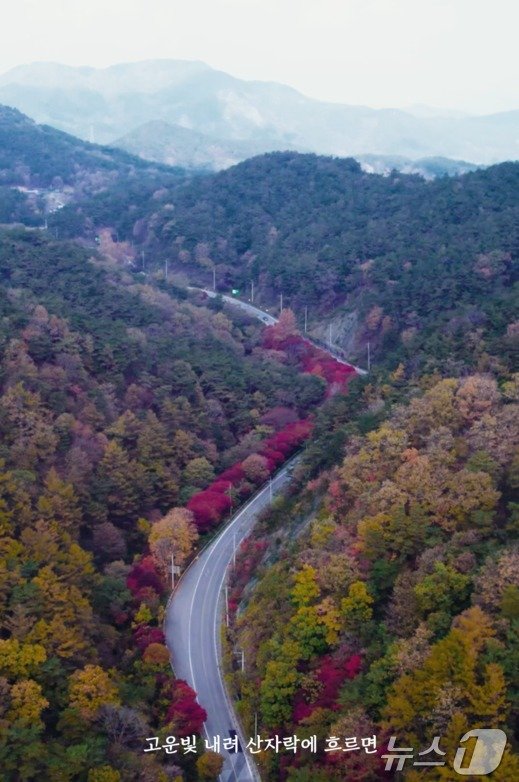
xmin=186 ymin=481 xmax=281 ymax=781
xmin=211 ymin=478 xmax=286 ymax=782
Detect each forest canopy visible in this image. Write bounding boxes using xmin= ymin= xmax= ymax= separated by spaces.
xmin=0 ymin=228 xmax=325 ymax=780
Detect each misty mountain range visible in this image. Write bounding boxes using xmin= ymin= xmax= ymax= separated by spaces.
xmin=0 ymin=59 xmax=517 ymax=172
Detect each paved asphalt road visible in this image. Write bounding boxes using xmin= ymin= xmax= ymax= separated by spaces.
xmin=194 ymin=288 xmax=278 ymax=326
xmin=197 ymin=288 xmax=366 ymax=374
xmin=166 ymin=288 xmax=363 ymax=782
xmin=165 ymin=465 xmax=294 ymax=782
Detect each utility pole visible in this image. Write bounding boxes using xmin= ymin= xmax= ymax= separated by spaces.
xmin=170 ymin=553 xmax=181 ymax=590
xmin=251 ymin=280 xmax=254 ymax=302
xmin=304 ymin=305 xmax=308 ymax=334
xmin=164 ymin=258 xmax=168 ymax=281
xmin=224 ymin=584 xmax=229 ymax=627
xmin=141 ymin=250 xmax=146 ymax=272
xmin=212 ymin=266 xmax=216 ymax=292
xmin=367 ymin=341 xmax=371 ymax=372
xmin=328 ymin=323 xmax=332 ymax=348
xmin=233 ymin=649 xmax=245 ymax=671
xmin=280 ymin=292 xmax=283 ymax=313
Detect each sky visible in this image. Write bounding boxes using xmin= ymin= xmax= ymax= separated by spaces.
xmin=2 ymin=0 xmax=518 ymax=114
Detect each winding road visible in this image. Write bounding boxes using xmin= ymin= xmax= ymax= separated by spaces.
xmin=197 ymin=288 xmax=366 ymax=375
xmin=165 ymin=465 xmax=295 ymax=781
xmin=165 ymin=288 xmax=362 ymax=781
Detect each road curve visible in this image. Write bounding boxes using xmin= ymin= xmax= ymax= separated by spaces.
xmin=196 ymin=288 xmax=367 ymax=375
xmin=192 ymin=287 xmax=278 ymax=326
xmin=165 ymin=465 xmax=295 ymax=782
xmin=166 ymin=287 xmax=362 ymax=782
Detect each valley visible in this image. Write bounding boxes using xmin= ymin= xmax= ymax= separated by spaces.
xmin=0 ymin=94 xmax=517 ymax=782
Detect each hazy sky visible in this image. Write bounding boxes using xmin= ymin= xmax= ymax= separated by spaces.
xmin=2 ymin=0 xmax=518 ymax=113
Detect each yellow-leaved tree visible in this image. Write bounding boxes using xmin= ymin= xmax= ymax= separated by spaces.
xmin=68 ymin=664 xmax=120 ymax=721
xmin=149 ymin=507 xmax=198 ymax=580
xmin=0 ymin=638 xmax=46 ymax=678
xmin=383 ymin=607 xmax=509 ymax=747
xmin=7 ymin=679 xmax=49 ymax=728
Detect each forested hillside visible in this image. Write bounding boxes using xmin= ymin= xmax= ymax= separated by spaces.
xmin=147 ymin=153 xmax=518 ymax=365
xmin=205 ymin=157 xmax=519 ymax=777
xmin=0 ymin=228 xmax=325 ymax=781
xmin=0 ymin=105 xmax=179 ymax=187
xmin=0 ymin=105 xmax=187 ymax=226
xmin=0 ymin=113 xmax=518 ymax=781
xmin=228 ymin=368 xmax=519 ymax=781
xmin=2 ymin=112 xmax=517 ymax=374
xmin=49 ymin=151 xmax=519 ymax=369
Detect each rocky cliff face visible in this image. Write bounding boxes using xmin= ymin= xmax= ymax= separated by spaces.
xmin=308 ymin=309 xmax=361 ymax=362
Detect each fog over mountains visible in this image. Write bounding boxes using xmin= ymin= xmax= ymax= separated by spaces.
xmin=1 ymin=59 xmax=518 ymax=171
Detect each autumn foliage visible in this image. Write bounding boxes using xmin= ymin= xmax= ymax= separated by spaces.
xmin=262 ymin=313 xmax=356 ymax=397
xmin=126 ymin=555 xmax=165 ymax=599
xmin=292 ymin=653 xmax=362 ymax=722
xmin=232 ymin=373 xmax=519 ymax=780
xmin=0 ymin=234 xmax=336 ymax=781
xmin=185 ymin=418 xmax=314 ymax=532
xmin=164 ymin=679 xmax=208 ymax=737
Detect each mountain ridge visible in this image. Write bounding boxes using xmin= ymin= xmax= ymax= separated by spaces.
xmin=113 ymin=119 xmax=285 ymax=170
xmin=0 ymin=103 xmax=187 ymax=225
xmin=1 ymin=59 xmax=518 ymax=164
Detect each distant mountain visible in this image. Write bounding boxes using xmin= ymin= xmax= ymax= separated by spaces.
xmin=356 ymin=154 xmax=481 ymax=179
xmin=1 ymin=60 xmax=518 ymax=165
xmin=402 ymin=104 xmax=470 ymax=120
xmin=114 ymin=120 xmax=285 ymax=171
xmin=115 ymin=121 xmax=479 ymax=176
xmin=0 ymin=59 xmax=210 ymax=94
